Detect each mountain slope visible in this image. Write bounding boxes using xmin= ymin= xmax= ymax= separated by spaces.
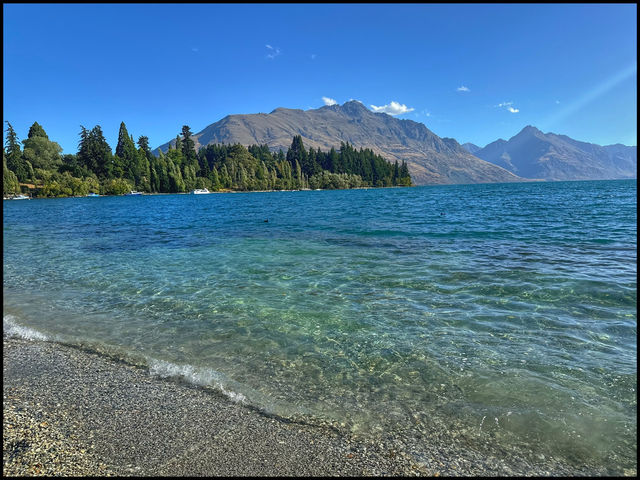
xmin=462 ymin=142 xmax=482 ymax=155
xmin=156 ymin=101 xmax=523 ymax=185
xmin=473 ymin=126 xmax=636 ymax=181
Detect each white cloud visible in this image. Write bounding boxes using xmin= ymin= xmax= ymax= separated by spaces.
xmin=457 ymin=86 xmax=470 ymax=92
xmin=496 ymin=101 xmax=519 ymax=113
xmin=369 ymin=101 xmax=415 ymax=115
xmin=265 ymin=44 xmax=281 ymax=59
xmin=322 ymin=96 xmax=337 ymax=106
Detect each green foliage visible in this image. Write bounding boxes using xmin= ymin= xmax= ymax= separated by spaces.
xmin=40 ymin=172 xmax=94 ymax=197
xmin=102 ymin=177 xmax=134 ymax=196
xmin=5 ymin=123 xmax=33 ymax=182
xmin=27 ymin=122 xmax=49 ymax=139
xmin=3 ymin=153 xmax=21 ymax=195
xmin=22 ymin=136 xmax=62 ymax=171
xmin=77 ymin=125 xmax=113 ymax=180
xmin=4 ymin=121 xmax=412 ymax=198
xmin=4 ymin=122 xmax=21 ymax=156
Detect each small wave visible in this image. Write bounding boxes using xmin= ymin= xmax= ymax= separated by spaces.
xmin=147 ymin=358 xmax=247 ymax=404
xmin=3 ymin=314 xmax=50 ymax=341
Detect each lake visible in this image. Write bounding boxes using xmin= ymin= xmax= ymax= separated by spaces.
xmin=3 ymin=180 xmax=637 ymax=474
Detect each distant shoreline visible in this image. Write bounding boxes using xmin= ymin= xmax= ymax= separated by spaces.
xmin=4 ymin=185 xmax=410 ymax=200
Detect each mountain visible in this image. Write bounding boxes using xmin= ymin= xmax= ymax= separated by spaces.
xmin=462 ymin=142 xmax=482 ymax=155
xmin=155 ymin=101 xmax=523 ymax=185
xmin=473 ymin=126 xmax=636 ymax=181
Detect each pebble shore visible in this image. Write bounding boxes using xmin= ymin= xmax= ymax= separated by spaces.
xmin=3 ymin=336 xmax=626 ymax=476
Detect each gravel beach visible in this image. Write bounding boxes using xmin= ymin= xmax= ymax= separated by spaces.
xmin=3 ymin=335 xmax=625 ymax=476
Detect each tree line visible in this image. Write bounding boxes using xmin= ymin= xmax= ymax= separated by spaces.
xmin=4 ymin=121 xmax=411 ymax=197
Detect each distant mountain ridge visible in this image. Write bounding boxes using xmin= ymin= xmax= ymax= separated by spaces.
xmin=471 ymin=126 xmax=636 ymax=181
xmin=461 ymin=142 xmax=482 ymax=155
xmin=156 ymin=101 xmax=523 ymax=185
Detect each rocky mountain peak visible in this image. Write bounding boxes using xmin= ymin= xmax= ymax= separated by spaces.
xmin=339 ymin=100 xmax=370 ymax=116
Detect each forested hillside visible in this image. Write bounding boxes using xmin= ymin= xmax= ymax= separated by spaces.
xmin=3 ymin=121 xmax=411 ymax=197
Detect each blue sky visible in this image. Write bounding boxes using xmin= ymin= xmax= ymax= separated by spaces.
xmin=3 ymin=3 xmax=637 ymax=154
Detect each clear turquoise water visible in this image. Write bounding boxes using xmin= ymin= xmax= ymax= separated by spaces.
xmin=3 ymin=180 xmax=637 ymax=473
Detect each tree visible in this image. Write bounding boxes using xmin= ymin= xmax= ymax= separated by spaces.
xmin=398 ymin=161 xmax=412 ymax=186
xmin=21 ymin=122 xmax=63 ymax=172
xmin=4 ymin=121 xmax=21 ymax=157
xmin=27 ymin=122 xmax=49 ymax=140
xmin=114 ymin=122 xmax=140 ymax=183
xmin=174 ymin=135 xmax=183 ymax=154
xmin=135 ymin=136 xmax=152 ymax=192
xmin=102 ymin=177 xmax=134 ymax=195
xmin=286 ymin=135 xmax=308 ymax=172
xmin=3 ymin=153 xmax=20 ymax=195
xmin=180 ymin=125 xmax=197 ymax=163
xmin=77 ymin=125 xmax=113 ymax=179
xmin=4 ymin=122 xmax=33 ymax=182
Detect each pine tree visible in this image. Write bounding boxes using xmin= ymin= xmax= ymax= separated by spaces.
xmin=77 ymin=125 xmax=113 ymax=180
xmin=26 ymin=122 xmax=49 ymax=139
xmin=181 ymin=125 xmax=197 ymax=164
xmin=286 ymin=135 xmax=308 ymax=172
xmin=4 ymin=122 xmax=32 ymax=182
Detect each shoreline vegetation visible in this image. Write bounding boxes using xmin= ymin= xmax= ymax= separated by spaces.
xmin=3 ymin=334 xmax=615 ymax=477
xmin=4 ymin=121 xmax=412 ymax=199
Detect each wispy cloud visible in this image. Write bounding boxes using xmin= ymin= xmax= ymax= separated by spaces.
xmin=265 ymin=44 xmax=281 ymax=59
xmin=457 ymin=86 xmax=470 ymax=92
xmin=191 ymin=47 xmax=199 ymax=53
xmin=322 ymin=96 xmax=337 ymax=106
xmin=370 ymin=101 xmax=415 ymax=116
xmin=311 ymin=53 xmax=317 ymax=60
xmin=496 ymin=101 xmax=519 ymax=113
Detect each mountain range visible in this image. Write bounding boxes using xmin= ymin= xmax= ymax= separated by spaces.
xmin=464 ymin=126 xmax=636 ymax=181
xmin=156 ymin=101 xmax=636 ymax=185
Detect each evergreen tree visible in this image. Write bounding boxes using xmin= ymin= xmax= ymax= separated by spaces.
xmin=77 ymin=125 xmax=113 ymax=180
xmin=4 ymin=122 xmax=32 ymax=182
xmin=286 ymin=135 xmax=308 ymax=172
xmin=398 ymin=161 xmax=411 ymax=186
xmin=114 ymin=122 xmax=140 ymax=183
xmin=26 ymin=122 xmax=49 ymax=140
xmin=181 ymin=125 xmax=197 ymax=164
xmin=3 ymin=153 xmax=21 ymax=195
xmin=135 ymin=136 xmax=152 ymax=191
xmin=4 ymin=121 xmax=21 ymax=157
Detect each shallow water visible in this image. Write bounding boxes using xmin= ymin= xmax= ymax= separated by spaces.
xmin=3 ymin=180 xmax=637 ymax=473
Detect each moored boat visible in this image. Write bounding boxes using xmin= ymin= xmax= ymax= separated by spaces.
xmin=191 ymin=188 xmax=211 ymax=194
xmin=126 ymin=191 xmax=143 ymax=196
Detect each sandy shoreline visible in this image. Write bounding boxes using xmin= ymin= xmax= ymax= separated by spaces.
xmin=3 ymin=335 xmax=620 ymax=476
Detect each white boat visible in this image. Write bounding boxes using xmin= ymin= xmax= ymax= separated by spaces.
xmin=126 ymin=191 xmax=143 ymax=196
xmin=12 ymin=194 xmax=30 ymax=200
xmin=191 ymin=188 xmax=211 ymax=194
xmin=87 ymin=192 xmax=100 ymax=197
